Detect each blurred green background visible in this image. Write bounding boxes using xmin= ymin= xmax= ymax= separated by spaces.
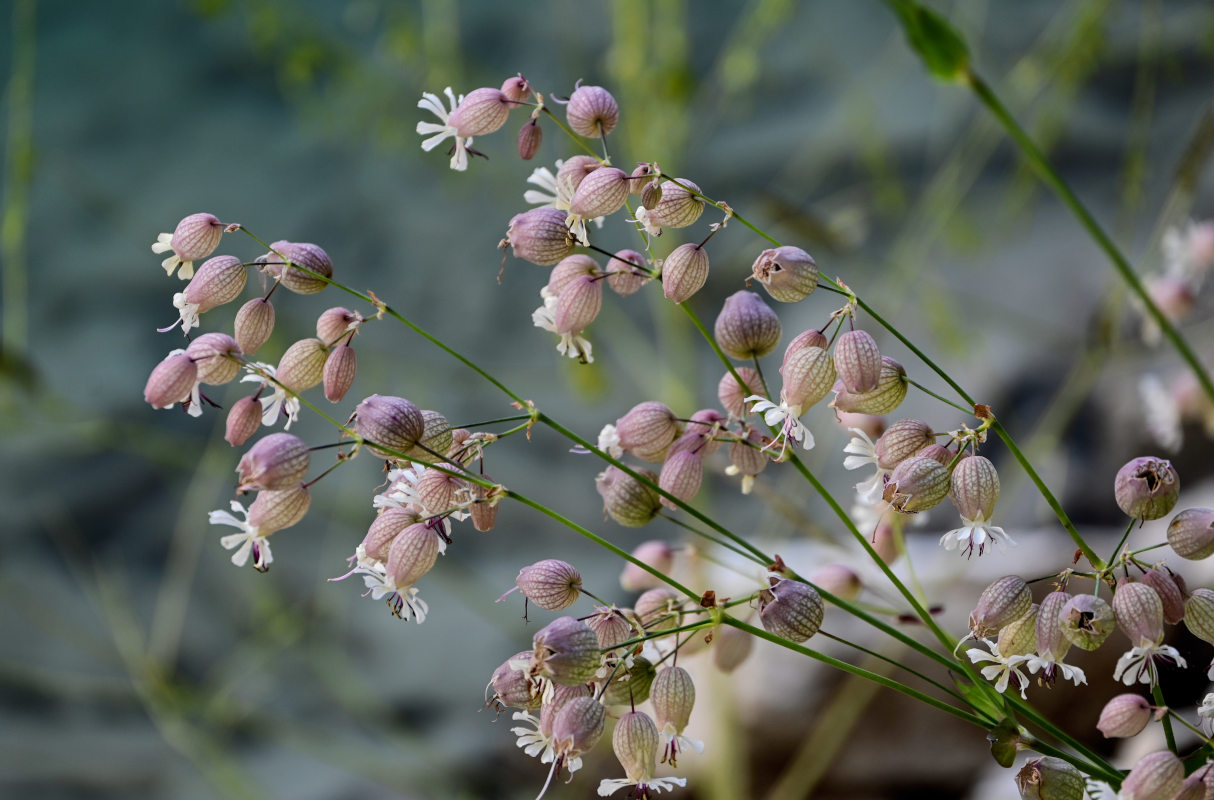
xmin=3 ymin=1 xmax=1214 ymax=798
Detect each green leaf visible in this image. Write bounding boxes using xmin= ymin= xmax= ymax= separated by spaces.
xmin=887 ymin=0 xmax=970 ymax=82
xmin=987 ymin=719 xmax=1021 ymax=768
xmin=953 ymin=675 xmax=1009 ymax=723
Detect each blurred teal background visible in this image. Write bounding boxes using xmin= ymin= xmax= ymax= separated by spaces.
xmin=3 ymin=1 xmax=1214 ymax=798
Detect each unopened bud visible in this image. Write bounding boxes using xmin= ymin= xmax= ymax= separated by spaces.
xmin=263 ymin=241 xmax=332 ymax=294
xmin=831 ymin=357 xmax=908 ymax=415
xmin=605 ymin=248 xmax=649 ymax=296
xmin=834 ymin=330 xmax=882 ymax=393
xmin=661 ymin=242 xmax=710 ymax=303
xmin=718 ymin=367 xmax=763 ymax=418
xmin=503 ymin=207 xmax=575 ymax=266
xmin=714 ymin=291 xmax=782 ymax=360
xmin=276 ymin=338 xmax=327 ymax=394
xmin=620 ymin=540 xmax=675 ymax=592
xmin=184 ymin=255 xmax=247 ymax=313
xmin=712 ymin=624 xmax=754 ymax=672
xmin=759 ymin=579 xmax=824 ymax=642
xmin=501 ymin=74 xmax=531 ymax=102
xmin=566 ymin=83 xmax=618 ymax=137
xmin=587 ymin=606 xmax=639 ymax=655
xmin=629 ymin=163 xmax=656 ymax=195
xmin=517 ymin=117 xmax=542 ymax=160
xmin=569 ymin=166 xmax=629 ymax=218
xmin=1141 ymin=568 xmax=1185 ymax=625
xmin=1119 ymin=750 xmax=1183 ymax=800
xmin=641 ymin=179 xmax=663 ymax=210
xmin=237 ymin=433 xmax=310 ymax=491
xmin=247 ymin=483 xmax=310 ymax=533
xmin=596 ymin=465 xmax=662 ymax=527
xmin=884 ymin=455 xmax=951 ymax=513
xmin=1096 ymin=693 xmax=1153 ymax=738
xmin=234 ymin=297 xmax=275 ymax=354
xmin=532 ymin=616 xmax=601 ymax=686
xmin=553 ymin=274 xmax=603 ymax=335
xmin=1167 ymin=507 xmax=1214 ymax=560
xmin=353 ymin=394 xmax=424 ymax=456
xmin=547 ymin=254 xmax=599 ymax=296
xmin=727 ymin=428 xmax=770 ymax=492
xmin=448 ymin=87 xmax=510 ymax=137
xmin=659 ymin=450 xmax=703 ymax=510
xmin=316 ymin=306 xmax=360 ymax=346
xmin=1114 ymin=580 xmax=1165 ymax=647
xmin=1015 ymin=756 xmax=1085 ymax=800
xmin=225 ymin=396 xmax=263 ymax=446
xmin=144 ymin=353 xmax=197 ymax=410
xmin=1115 ymin=456 xmax=1180 ymax=521
xmin=168 ymin=212 xmax=225 ymax=267
xmin=649 ymin=179 xmax=704 ymax=228
xmin=751 ymin=245 xmax=818 ymax=303
xmin=186 ymin=332 xmax=242 ymax=386
xmin=516 ymin=559 xmax=583 ymax=610
xmin=1060 ymin=593 xmax=1115 ymax=651
xmin=322 ymin=345 xmax=357 ymax=403
xmin=969 ymin=576 xmax=1031 ymax=638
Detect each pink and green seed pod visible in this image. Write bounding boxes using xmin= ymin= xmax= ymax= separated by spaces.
xmin=600 ymin=656 xmax=656 ymax=707
xmin=225 ymin=396 xmax=263 ymax=447
xmin=751 ymin=245 xmax=818 ymax=303
xmin=1167 ymin=507 xmax=1214 ymax=560
xmin=834 ymin=329 xmax=882 ymax=394
xmin=550 ymin=695 xmax=606 ymax=764
xmin=651 ymin=665 xmax=695 ymax=737
xmin=968 ymin=576 xmax=1031 ymax=639
xmin=264 ymin=241 xmax=332 ymax=295
xmin=612 ymin=711 xmax=660 ymax=784
xmin=619 ymin=540 xmax=675 ymax=593
xmin=546 ymin=254 xmax=599 ymax=296
xmin=605 ymin=248 xmax=649 ymax=296
xmin=885 ymin=455 xmax=951 ymax=513
xmin=565 ymin=84 xmax=618 ymax=138
xmin=1015 ymin=756 xmax=1085 ymax=800
xmin=779 ymin=345 xmax=836 ymax=413
xmin=488 ymin=650 xmax=540 ymax=711
xmin=247 ymin=483 xmax=310 ymax=533
xmin=873 ymin=419 xmax=935 ymax=470
xmin=759 ymin=579 xmax=823 ymax=643
xmin=831 ymin=356 xmax=908 ymax=415
xmin=353 ymin=394 xmax=425 ymax=457
xmin=503 ymin=207 xmax=575 ymax=266
xmin=615 ymin=401 xmax=681 ymax=462
xmin=1119 ymin=750 xmax=1183 ymax=800
xmin=143 ymin=353 xmax=197 ymax=410
xmin=1113 ymin=580 xmax=1165 ymax=648
xmin=360 ymin=507 xmax=421 ymax=564
xmin=316 ymin=306 xmax=360 ymax=346
xmin=446 ymin=87 xmax=511 ymax=137
xmin=1096 ymin=693 xmax=1152 ymax=738
xmin=275 ymin=338 xmax=328 ymax=394
xmin=1140 ymin=567 xmax=1185 ymax=625
xmin=385 ymin=523 xmax=441 ymax=588
xmin=635 ymin=588 xmax=681 ymax=633
xmin=661 ymin=242 xmax=710 ymax=303
xmin=658 ymin=449 xmax=703 ymax=510
xmin=569 ymin=166 xmax=629 ymax=218
xmin=553 ymin=274 xmax=603 ymax=336
xmin=322 ymin=345 xmax=357 ymax=403
xmin=532 ymin=616 xmax=601 ymax=686
xmin=1183 ymin=588 xmax=1214 ymax=645
xmin=949 ymin=455 xmax=1000 ymax=521
xmin=517 ymin=117 xmax=542 ymax=160
xmin=169 ymin=212 xmax=225 ymax=265
xmin=1115 ymin=456 xmax=1180 ymax=521
xmin=234 ymin=297 xmax=275 ymax=354
xmin=185 ymin=332 xmax=242 ymax=386
xmin=500 ymin=74 xmax=531 ymax=103
xmin=236 ymin=433 xmax=310 ymax=492
xmin=183 ymin=255 xmax=247 ymax=313
xmin=1060 ymin=593 xmax=1115 ymax=651
xmin=718 ymin=367 xmax=763 ymax=418
xmin=649 ymin=179 xmax=705 ymax=228
xmin=516 ymin=559 xmax=583 ymax=611
xmin=714 ymin=291 xmax=782 ymax=360
xmin=595 ymin=465 xmax=662 ymax=527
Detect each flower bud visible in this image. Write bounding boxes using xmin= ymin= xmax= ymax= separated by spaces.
xmin=728 ymin=428 xmax=770 ymax=492
xmin=569 ymin=166 xmax=629 ymax=218
xmin=413 ymin=464 xmax=464 ymax=515
xmin=447 ymin=87 xmax=510 ymax=137
xmin=751 ymin=245 xmax=818 ymax=303
xmin=629 ymin=163 xmax=656 ymax=195
xmin=873 ymin=419 xmax=935 ymax=470
xmin=917 ymin=443 xmax=954 ymax=465
xmin=517 ymin=117 xmax=542 ymax=160
xmin=1183 ymin=588 xmax=1214 ymax=645
xmin=779 ymin=344 xmax=836 ymax=412
xmin=682 ymin=409 xmax=726 ymax=457
xmin=1114 ymin=580 xmax=1165 ymax=647
xmin=553 ymin=274 xmax=602 ymax=335
xmin=714 ymin=291 xmax=782 ymax=359
xmin=834 ymin=330 xmax=882 ymax=393
xmin=1015 ymin=756 xmax=1085 ymax=800
xmin=322 ymin=345 xmax=357 ymax=403
xmin=186 ymin=332 xmax=242 ymax=386
xmin=556 ymin=155 xmax=600 ymax=198
xmin=184 ymin=255 xmax=247 ymax=312
xmin=316 ymin=306 xmax=360 ymax=346
xmin=808 ymin=563 xmax=861 ymax=601
xmin=546 ymin=254 xmax=599 ymax=296
xmin=605 ymin=248 xmax=649 ymax=296
xmin=661 ymin=242 xmax=709 ymax=303
xmin=353 ymin=394 xmax=424 ymax=456
xmin=649 ymin=179 xmax=704 ymax=228
xmin=489 ymin=650 xmax=541 ymax=710
xmin=247 ymin=483 xmax=310 ymax=533
xmin=759 ymin=579 xmax=824 ymax=642
xmin=169 ymin=212 xmax=225 ymax=266
xmin=468 ymin=478 xmax=500 ymax=532
xmin=587 ymin=606 xmax=639 ymax=655
xmin=1167 ymin=507 xmax=1214 ymax=560
xmin=361 ymin=506 xmax=420 ymax=563
xmin=566 ymin=83 xmax=618 ymax=137
xmin=1035 ymin=590 xmax=1071 ymax=662
xmin=1096 ymin=693 xmax=1152 ymax=738
xmin=596 ymin=465 xmax=662 ymax=527
xmin=144 ymin=353 xmax=197 ymax=410
xmin=503 ymin=207 xmax=575 ymax=266
xmin=225 ymin=396 xmax=263 ymax=446
xmin=517 ymin=559 xmax=583 ymax=611
xmin=234 ymin=297 xmax=275 ymax=354
xmin=612 ymin=711 xmax=659 ymax=784
xmin=501 ymin=74 xmax=531 ymax=102
xmin=409 ymin=410 xmax=455 ymax=465
xmin=635 ymin=588 xmax=681 ymax=633
xmin=275 ymin=337 xmax=327 ymax=394
xmin=551 ymin=696 xmax=606 ymax=762
xmin=949 ymin=455 xmax=999 ymax=521
xmin=712 ymin=624 xmax=754 ymax=672
xmin=885 ymin=455 xmax=951 ymax=513
xmin=532 ymin=616 xmax=601 ymax=686
xmin=969 ymin=576 xmax=1031 ymax=638
xmin=263 ymin=241 xmax=333 ymax=294
xmin=1141 ymin=567 xmax=1185 ymax=625
xmin=236 ymin=433 xmax=310 ymax=491
xmin=718 ymin=367 xmax=763 ymax=418
xmin=1119 ymin=750 xmax=1182 ymax=800
xmin=385 ymin=522 xmax=440 ymax=587
xmin=620 ymin=540 xmax=675 ymax=592
xmin=1060 ymin=593 xmax=1115 ymax=651
xmin=831 ymin=357 xmax=908 ymax=415
xmin=601 ymin=656 xmax=656 ymax=706
xmin=1115 ymin=456 xmax=1180 ymax=521
xmin=616 ymin=401 xmax=681 ymax=462
xmin=783 ymin=328 xmax=829 ymax=362
xmin=641 ymin=179 xmax=663 ymax=210
xmin=658 ymin=450 xmax=703 ymax=510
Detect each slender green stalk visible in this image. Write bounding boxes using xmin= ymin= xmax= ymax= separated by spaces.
xmin=1105 ymin=518 xmax=1138 ymax=568
xmin=1154 ymin=683 xmax=1177 ymax=753
xmin=816 ymin=630 xmax=978 ymax=713
xmin=963 ymin=68 xmax=1214 ymax=407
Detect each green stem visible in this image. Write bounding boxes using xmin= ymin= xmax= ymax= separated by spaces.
xmin=538 ymin=106 xmax=601 ymax=159
xmin=964 ymin=68 xmax=1214 ymax=407
xmin=1105 ymin=518 xmax=1138 ymax=568
xmin=1154 ymin=683 xmax=1177 ymax=754
xmin=907 ymin=378 xmax=971 ymax=414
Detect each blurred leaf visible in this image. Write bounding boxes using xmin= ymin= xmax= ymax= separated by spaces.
xmin=887 ymin=0 xmax=970 ymax=82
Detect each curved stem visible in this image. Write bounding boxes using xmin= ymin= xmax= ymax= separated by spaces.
xmin=1154 ymin=683 xmax=1177 ymax=754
